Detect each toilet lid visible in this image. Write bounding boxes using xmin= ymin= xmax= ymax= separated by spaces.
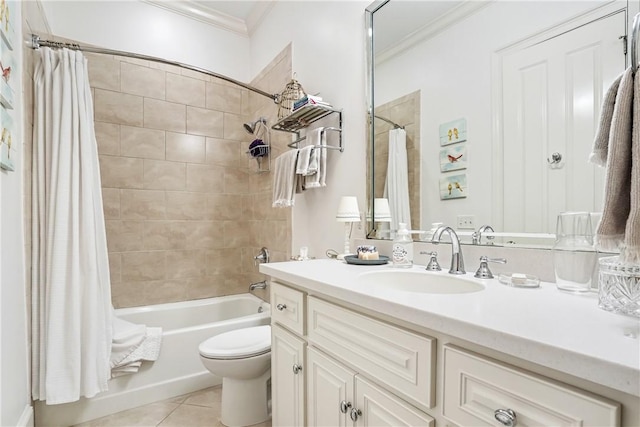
xmin=199 ymin=325 xmax=271 ymax=359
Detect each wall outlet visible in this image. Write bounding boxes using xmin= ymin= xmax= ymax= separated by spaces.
xmin=457 ymin=215 xmax=476 ymax=230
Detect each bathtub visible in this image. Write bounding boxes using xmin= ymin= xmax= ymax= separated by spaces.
xmin=35 ymin=293 xmax=270 ymax=426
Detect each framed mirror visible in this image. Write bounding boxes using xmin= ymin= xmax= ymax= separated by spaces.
xmin=366 ymin=0 xmax=637 ymax=246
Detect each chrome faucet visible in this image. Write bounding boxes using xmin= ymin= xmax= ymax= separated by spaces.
xmin=431 ymin=226 xmax=466 ymax=274
xmin=472 ymin=225 xmax=495 ymax=245
xmin=249 ymin=280 xmax=267 ymax=291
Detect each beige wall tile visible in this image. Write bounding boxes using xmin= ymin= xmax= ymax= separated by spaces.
xmin=121 ymin=62 xmax=166 ymax=99
xmin=186 ymin=106 xmax=223 ymax=138
xmin=165 ymin=250 xmax=206 ymax=279
xmin=87 ymin=55 xmax=120 ymax=91
xmin=144 ymin=280 xmax=188 ymax=305
xmin=206 ymin=194 xmax=242 ymax=220
xmin=186 ymin=164 xmax=225 ymax=193
xmin=105 ymin=220 xmax=144 ymax=252
xmin=206 ymin=248 xmax=242 ymax=276
xmin=120 ymin=125 xmax=166 ymax=160
xmin=95 ymin=89 xmax=143 ymax=126
xmin=99 ymin=155 xmax=144 ymax=189
xmin=185 ymin=221 xmax=224 ymax=249
xmin=111 ymin=281 xmax=148 ymax=308
xmin=223 ymin=220 xmax=250 ymax=248
xmin=144 ymin=99 xmax=186 ymax=133
xmin=120 ymin=189 xmax=166 ymax=219
xmin=109 ymin=253 xmax=122 ymax=284
xmin=143 ymin=221 xmax=186 ymax=250
xmin=165 ymin=192 xmax=207 ymax=220
xmin=185 ymin=276 xmax=220 ymax=300
xmin=143 ymin=160 xmax=186 ymax=190
xmin=223 ymin=113 xmax=246 ymax=141
xmin=166 ymin=73 xmax=206 ymax=107
xmin=94 ymin=121 xmax=120 ymax=156
xmin=205 ymin=137 xmax=241 ymax=167
xmin=206 ymin=81 xmax=242 ymax=114
xmin=121 ymin=251 xmax=166 ymax=282
xmin=102 ymin=188 xmax=121 ymax=219
xmin=181 ymin=68 xmax=210 ymax=82
xmin=224 ymin=168 xmax=249 ymax=194
xmin=166 ymin=132 xmax=205 ymax=163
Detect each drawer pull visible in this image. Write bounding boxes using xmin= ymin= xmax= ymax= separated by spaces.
xmin=292 ymin=364 xmax=302 ymax=374
xmin=340 ymin=400 xmax=352 ymax=414
xmin=350 ymin=408 xmax=362 ymax=422
xmin=494 ymin=408 xmax=517 ymax=427
xmin=276 ymin=303 xmax=287 ymax=311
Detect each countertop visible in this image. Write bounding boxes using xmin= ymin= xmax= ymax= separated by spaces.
xmin=260 ymin=259 xmax=640 ymax=397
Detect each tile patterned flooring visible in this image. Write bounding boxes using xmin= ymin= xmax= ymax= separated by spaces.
xmin=73 ymin=386 xmax=271 ymax=427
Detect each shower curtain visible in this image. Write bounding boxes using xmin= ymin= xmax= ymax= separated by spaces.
xmin=31 ymin=48 xmax=113 ymax=404
xmin=384 ymin=128 xmax=412 ymax=232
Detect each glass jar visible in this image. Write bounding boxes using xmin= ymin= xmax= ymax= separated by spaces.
xmin=553 ymin=212 xmax=598 ymax=293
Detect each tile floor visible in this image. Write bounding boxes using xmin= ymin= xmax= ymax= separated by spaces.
xmin=73 ymin=386 xmax=271 ymax=427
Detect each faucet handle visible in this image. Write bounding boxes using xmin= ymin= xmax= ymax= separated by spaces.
xmin=420 ymin=251 xmax=441 ymax=271
xmin=474 ymin=256 xmax=507 ymax=279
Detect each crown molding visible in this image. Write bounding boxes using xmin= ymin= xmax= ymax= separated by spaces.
xmin=376 ymin=0 xmax=493 ymax=64
xmin=141 ymin=0 xmax=249 ymax=36
xmin=246 ymin=1 xmax=276 ymax=36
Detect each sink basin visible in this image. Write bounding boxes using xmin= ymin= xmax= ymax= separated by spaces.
xmin=358 ymin=270 xmax=485 ymax=294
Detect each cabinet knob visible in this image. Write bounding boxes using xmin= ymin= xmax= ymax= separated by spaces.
xmin=350 ymin=408 xmax=362 ymax=422
xmin=339 ymin=400 xmax=352 ymax=414
xmin=494 ymin=408 xmax=517 ymax=427
xmin=292 ymin=364 xmax=302 ymax=374
xmin=276 ymin=303 xmax=287 ymax=311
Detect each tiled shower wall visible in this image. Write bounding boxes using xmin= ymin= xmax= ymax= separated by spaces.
xmin=89 ymin=47 xmax=293 ymax=308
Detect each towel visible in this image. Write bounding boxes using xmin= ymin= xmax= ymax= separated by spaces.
xmin=273 ymin=150 xmax=300 ymax=207
xmin=589 ymin=67 xmax=640 ymax=262
xmin=305 ymin=128 xmax=327 ymax=188
xmin=110 ymin=316 xmax=162 ymax=378
xmin=296 ymin=146 xmax=316 ymax=175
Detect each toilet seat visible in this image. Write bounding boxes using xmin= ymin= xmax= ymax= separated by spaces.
xmin=199 ymin=325 xmax=271 ymax=360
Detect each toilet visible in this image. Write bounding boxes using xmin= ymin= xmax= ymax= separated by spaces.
xmin=198 ymin=325 xmax=271 ymax=427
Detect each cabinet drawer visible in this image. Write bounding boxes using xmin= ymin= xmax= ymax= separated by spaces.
xmin=443 ymin=345 xmax=620 ymax=427
xmin=270 ymin=281 xmax=305 ymax=335
xmin=307 ymin=297 xmax=436 ymax=409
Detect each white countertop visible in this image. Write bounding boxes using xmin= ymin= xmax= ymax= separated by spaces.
xmin=260 ymin=259 xmax=640 ymax=397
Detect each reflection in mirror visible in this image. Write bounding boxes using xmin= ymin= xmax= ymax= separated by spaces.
xmin=366 ymin=0 xmax=634 ymax=246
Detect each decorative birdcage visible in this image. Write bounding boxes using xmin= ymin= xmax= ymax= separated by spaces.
xmin=277 ymin=77 xmax=306 ymax=119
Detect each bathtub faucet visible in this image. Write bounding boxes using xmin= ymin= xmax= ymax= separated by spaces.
xmin=249 ymin=280 xmax=267 ymax=291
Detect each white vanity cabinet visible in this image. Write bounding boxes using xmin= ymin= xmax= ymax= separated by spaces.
xmin=271 ymin=324 xmax=305 ymax=426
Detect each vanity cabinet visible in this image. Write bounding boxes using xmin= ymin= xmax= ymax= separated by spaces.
xmin=271 ymin=324 xmax=305 ymax=426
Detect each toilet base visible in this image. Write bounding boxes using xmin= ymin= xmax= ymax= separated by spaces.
xmin=220 ymin=368 xmax=271 ymax=427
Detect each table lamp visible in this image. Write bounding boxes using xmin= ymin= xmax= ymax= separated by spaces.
xmin=336 ymin=196 xmax=361 ymax=260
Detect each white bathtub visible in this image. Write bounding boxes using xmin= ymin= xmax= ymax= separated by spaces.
xmin=35 ymin=293 xmax=271 ymax=426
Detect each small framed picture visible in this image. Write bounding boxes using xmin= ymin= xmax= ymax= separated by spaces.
xmin=1 ymin=108 xmax=14 ymax=171
xmin=439 ymin=144 xmax=467 ymax=172
xmin=439 ymin=118 xmax=467 ymax=146
xmin=439 ymin=174 xmax=467 ymax=200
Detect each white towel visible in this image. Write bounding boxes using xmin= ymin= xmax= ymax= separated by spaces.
xmin=305 ymin=128 xmax=327 ymax=188
xmin=296 ymin=146 xmax=316 ymax=176
xmin=589 ymin=67 xmax=640 ymax=262
xmin=273 ymin=150 xmax=300 ymax=207
xmin=110 ymin=316 xmax=162 ymax=378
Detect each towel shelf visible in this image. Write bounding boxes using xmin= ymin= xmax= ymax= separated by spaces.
xmin=287 ymin=127 xmax=343 ymax=152
xmin=272 ymin=103 xmax=343 ymax=153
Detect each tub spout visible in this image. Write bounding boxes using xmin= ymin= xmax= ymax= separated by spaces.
xmin=249 ymin=280 xmax=267 ymax=291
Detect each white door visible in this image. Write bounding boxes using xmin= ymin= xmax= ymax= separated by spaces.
xmin=271 ymin=325 xmax=305 ymax=427
xmin=354 ymin=376 xmax=435 ymax=427
xmin=307 ymin=346 xmax=355 ymax=427
xmin=501 ymin=10 xmax=625 ymax=233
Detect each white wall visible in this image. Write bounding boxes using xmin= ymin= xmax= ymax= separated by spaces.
xmin=1 ymin=1 xmax=31 ymax=425
xmin=39 ymin=1 xmax=251 ymax=82
xmin=250 ymin=1 xmax=370 ymax=258
xmin=376 ymin=0 xmax=637 ymax=233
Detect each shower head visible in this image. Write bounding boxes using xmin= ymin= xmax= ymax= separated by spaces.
xmin=243 ymin=117 xmax=267 ymax=134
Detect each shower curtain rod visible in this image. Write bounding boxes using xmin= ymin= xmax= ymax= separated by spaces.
xmin=374 ymin=114 xmax=405 ymax=129
xmin=30 ymin=35 xmax=280 ymax=103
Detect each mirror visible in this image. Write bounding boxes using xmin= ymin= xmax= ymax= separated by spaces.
xmin=366 ymin=0 xmax=633 ymax=246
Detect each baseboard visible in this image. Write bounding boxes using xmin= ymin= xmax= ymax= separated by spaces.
xmin=17 ymin=404 xmax=34 ymax=427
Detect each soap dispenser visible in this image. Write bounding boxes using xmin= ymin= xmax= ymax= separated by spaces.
xmin=392 ymin=223 xmax=413 ymax=268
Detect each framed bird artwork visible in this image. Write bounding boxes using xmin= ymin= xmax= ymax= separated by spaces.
xmin=439 ymin=144 xmax=467 ymax=172
xmin=439 ymin=174 xmax=467 ymax=200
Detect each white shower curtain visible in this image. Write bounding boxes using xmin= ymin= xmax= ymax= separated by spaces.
xmin=384 ymin=128 xmax=412 ymax=232
xmin=31 ymin=48 xmax=113 ymax=404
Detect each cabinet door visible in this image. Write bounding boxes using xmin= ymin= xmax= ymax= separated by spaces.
xmin=272 ymin=325 xmax=305 ymax=427
xmin=307 ymin=346 xmax=355 ymax=427
xmin=354 ymin=376 xmax=435 ymax=427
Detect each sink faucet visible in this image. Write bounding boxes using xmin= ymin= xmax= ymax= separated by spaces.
xmin=472 ymin=225 xmax=495 ymax=245
xmin=431 ymin=226 xmax=466 ymax=274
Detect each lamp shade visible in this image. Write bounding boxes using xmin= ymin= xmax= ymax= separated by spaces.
xmin=336 ymin=196 xmax=361 ymax=222
xmin=373 ymin=198 xmax=392 ymax=222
